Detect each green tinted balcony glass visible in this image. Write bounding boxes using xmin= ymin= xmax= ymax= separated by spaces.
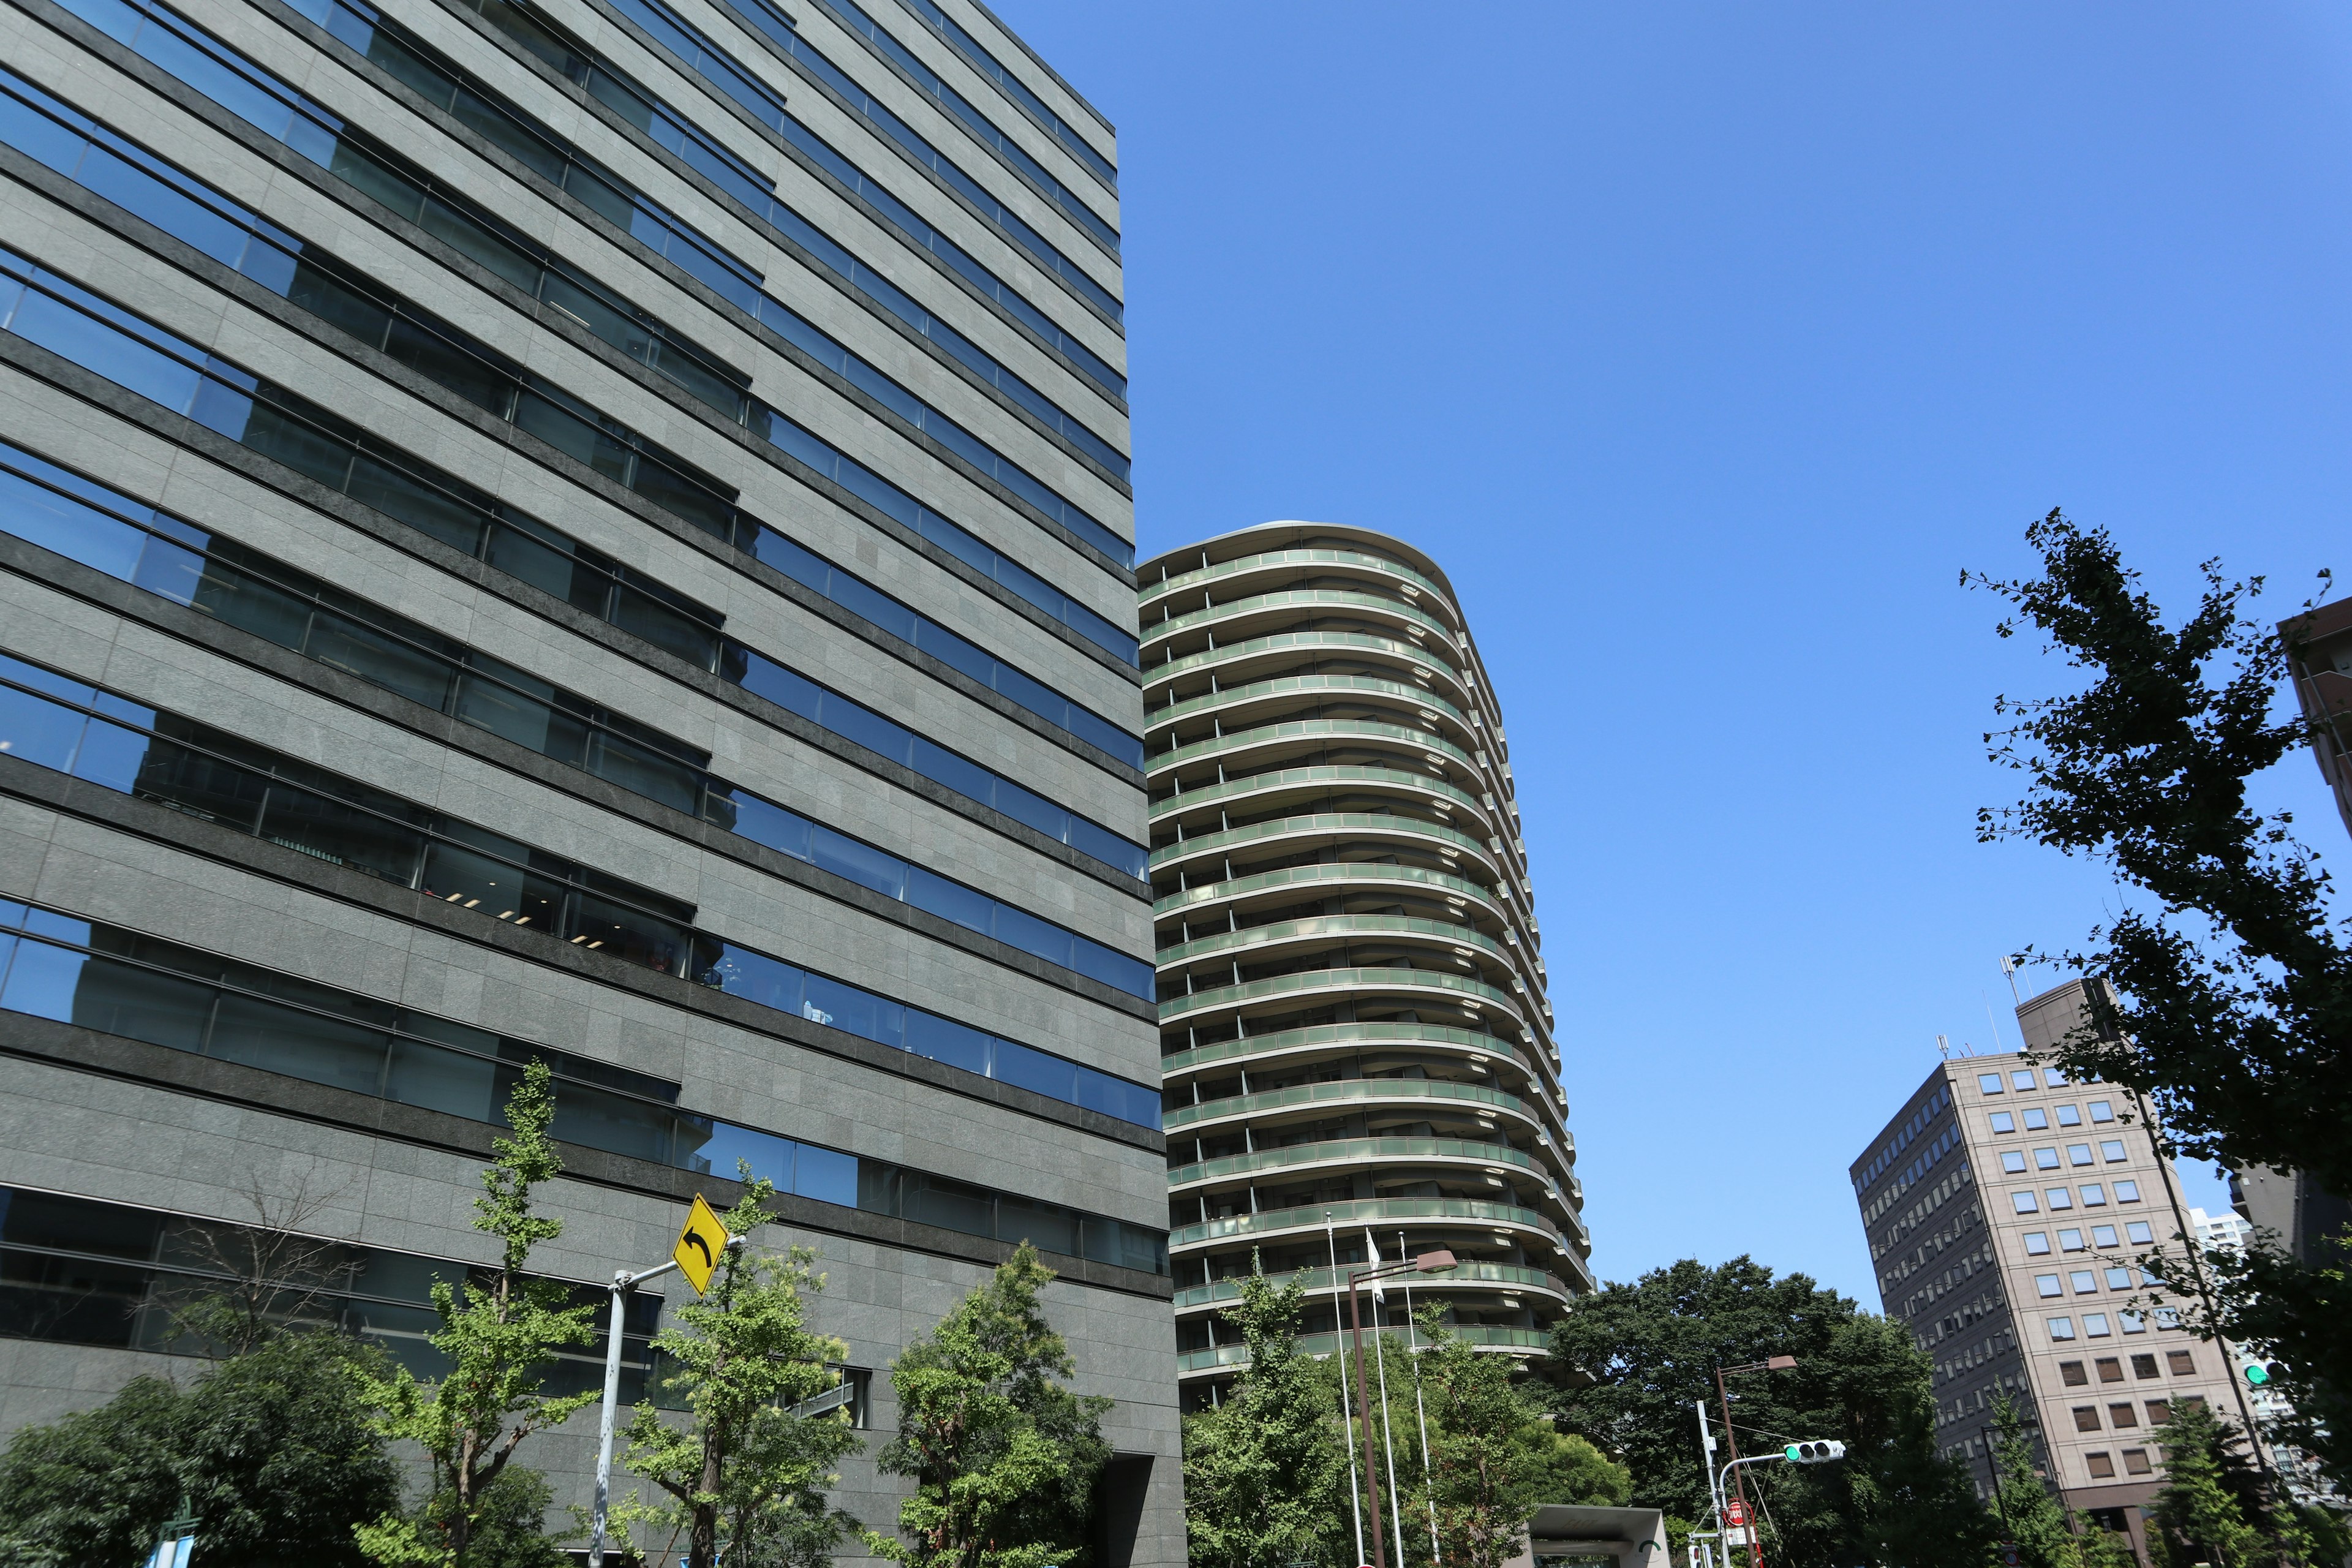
xmin=1163 ymin=1076 xmax=1537 ymax=1133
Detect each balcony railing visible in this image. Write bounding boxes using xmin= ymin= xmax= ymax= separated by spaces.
xmin=1157 ymin=912 xmax=1518 ymax=978
xmin=1150 ymin=717 xmax=1482 ymax=778
xmin=1170 ymin=1194 xmax=1564 ymax=1250
xmin=1161 ymin=965 xmax=1527 ymax=1025
xmin=1146 ymin=630 xmax=1463 ymax=689
xmin=1172 ymin=1260 xmax=1571 ymax=1312
xmin=1167 ymin=1133 xmax=1557 ymax=1190
xmin=1164 ymin=1072 xmax=1538 ymax=1131
xmin=1150 ymin=673 xmax=1473 ymax=735
xmin=1161 ymin=1019 xmax=1533 ymax=1076
xmin=1156 ymin=858 xmax=1506 ymax=920
xmin=1145 ymin=589 xmax=1457 ymax=649
xmin=1176 ymin=1324 xmax=1551 ymax=1373
xmin=1151 ymin=811 xmax=1500 ymax=875
xmin=1152 ymin=766 xmax=1496 ymax=833
xmin=1140 ymin=548 xmax=1458 ymax=614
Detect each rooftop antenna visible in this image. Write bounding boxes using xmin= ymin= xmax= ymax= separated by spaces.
xmin=1999 ymin=954 xmax=2025 ymax=1006
xmin=1937 ymin=1033 xmax=1951 ymax=1061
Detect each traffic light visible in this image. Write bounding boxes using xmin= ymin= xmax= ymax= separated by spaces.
xmin=1785 ymin=1441 xmax=1847 ymax=1463
xmin=2244 ymin=1361 xmax=2282 ymax=1387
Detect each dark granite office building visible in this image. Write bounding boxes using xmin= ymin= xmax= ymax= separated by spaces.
xmin=0 ymin=0 xmax=1174 ymax=1552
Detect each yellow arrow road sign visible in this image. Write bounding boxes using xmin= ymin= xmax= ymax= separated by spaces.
xmin=674 ymin=1194 xmax=729 ymax=1295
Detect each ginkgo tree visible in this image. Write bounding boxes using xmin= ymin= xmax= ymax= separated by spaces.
xmin=608 ymin=1170 xmax=863 ymax=1568
xmin=355 ymin=1060 xmax=598 ymax=1566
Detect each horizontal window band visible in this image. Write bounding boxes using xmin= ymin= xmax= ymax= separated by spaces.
xmin=343 ymin=0 xmax=1136 ymax=529
xmin=0 ymin=1179 xmax=713 ymax=1403
xmin=0 ymin=630 xmax=1157 ymax=1123
xmin=31 ymin=0 xmax=1137 ymax=590
xmin=283 ymin=0 xmax=1131 ymax=418
xmin=0 ymin=421 xmax=1153 ymax=1000
xmin=0 ymin=903 xmax=1172 ymax=1273
xmin=0 ymin=1026 xmax=1172 ymax=1306
xmin=0 ymin=733 xmax=1163 ymax=1156
xmin=560 ymin=0 xmax=1125 ymax=339
xmin=0 ymin=350 xmax=1153 ymax=921
xmin=0 ymin=74 xmax=1141 ymax=755
xmin=0 ymin=647 xmax=1154 ymax=1020
xmin=0 ymin=265 xmax=1148 ymax=875
xmin=575 ymin=0 xmax=1120 ymax=311
xmin=805 ymin=0 xmax=1114 ymax=222
xmin=885 ymin=0 xmax=1115 ymax=165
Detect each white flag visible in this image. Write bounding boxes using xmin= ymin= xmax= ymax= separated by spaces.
xmin=1365 ymin=1230 xmax=1385 ymax=1300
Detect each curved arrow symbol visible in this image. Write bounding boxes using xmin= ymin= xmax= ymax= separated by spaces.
xmin=683 ymin=1232 xmax=714 ymax=1267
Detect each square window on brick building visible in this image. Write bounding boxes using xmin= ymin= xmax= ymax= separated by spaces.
xmin=2086 ymin=1453 xmax=2116 ymax=1479
xmin=2131 ymin=1355 xmax=2160 ymax=1379
xmin=2168 ymin=1351 xmax=2197 ymax=1376
xmin=2147 ymin=1400 xmax=2171 ymax=1425
xmin=2097 ymin=1358 xmax=2124 ymax=1383
xmin=2108 ymin=1403 xmax=2138 ymax=1427
xmin=2060 ymin=1361 xmax=2089 ymax=1387
xmin=2123 ymin=1449 xmax=2153 ymax=1476
xmin=2074 ymin=1407 xmax=2101 ymax=1433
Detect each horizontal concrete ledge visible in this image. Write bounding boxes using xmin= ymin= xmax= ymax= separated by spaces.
xmin=0 ymin=749 xmax=1164 ymax=1153
xmin=0 ymin=1011 xmax=1174 ymax=1300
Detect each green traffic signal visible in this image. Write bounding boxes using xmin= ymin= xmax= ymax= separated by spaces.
xmin=2244 ymin=1362 xmax=2274 ymax=1387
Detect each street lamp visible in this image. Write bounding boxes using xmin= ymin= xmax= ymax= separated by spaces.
xmin=1713 ymin=1356 xmax=1796 ymax=1568
xmin=1344 ymin=1246 xmax=1455 ymax=1568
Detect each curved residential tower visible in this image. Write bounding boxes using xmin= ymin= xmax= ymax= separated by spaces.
xmin=1141 ymin=523 xmax=1589 ymax=1398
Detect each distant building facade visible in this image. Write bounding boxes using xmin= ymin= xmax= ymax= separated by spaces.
xmin=1852 ymin=979 xmax=2253 ymax=1560
xmin=1139 ymin=522 xmax=1588 ymax=1402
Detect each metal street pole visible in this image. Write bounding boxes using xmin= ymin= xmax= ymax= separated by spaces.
xmin=587 ymin=1235 xmax=742 ymax=1568
xmin=1346 ymin=1269 xmax=1390 ymax=1568
xmin=1714 ymin=1357 xmax=1795 ymax=1568
xmin=1341 ymin=1250 xmax=1453 ymax=1568
xmin=1328 ymin=1213 xmax=1365 ymax=1568
xmin=1713 ymin=1366 xmax=1757 ymax=1568
xmin=1400 ymin=1231 xmax=1440 ymax=1567
xmin=1366 ymin=1239 xmax=1405 ymax=1568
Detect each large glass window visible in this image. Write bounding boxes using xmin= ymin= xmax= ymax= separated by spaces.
xmin=0 ymin=900 xmax=1167 ymax=1269
xmin=0 ymin=653 xmax=1161 ymax=1110
xmin=35 ymin=0 xmax=1139 ymax=599
xmin=0 ymin=259 xmax=1149 ymax=875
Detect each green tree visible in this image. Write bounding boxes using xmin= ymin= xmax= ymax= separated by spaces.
xmin=421 ymin=1471 xmax=568 ymax=1568
xmin=1180 ymin=1260 xmax=1347 ymax=1568
xmin=0 ymin=1374 xmax=185 ymax=1566
xmin=1542 ymin=1257 xmax=1990 ymax=1568
xmin=0 ymin=1332 xmax=401 ymax=1568
xmin=1988 ymin=1392 xmax=2075 ymax=1568
xmin=356 ymin=1060 xmax=598 ymax=1566
xmin=611 ymin=1174 xmax=863 ymax=1568
xmin=865 ymin=1243 xmax=1112 ymax=1568
xmin=2146 ymin=1400 xmax=2264 ymax=1568
xmin=1418 ymin=1306 xmax=1627 ymax=1568
xmin=1968 ymin=515 xmax=2352 ymax=1485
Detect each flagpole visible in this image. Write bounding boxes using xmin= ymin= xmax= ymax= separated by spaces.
xmin=1366 ymin=1231 xmax=1407 ymax=1568
xmin=1401 ymin=1230 xmax=1440 ymax=1564
xmin=1329 ymin=1212 xmax=1365 ymax=1566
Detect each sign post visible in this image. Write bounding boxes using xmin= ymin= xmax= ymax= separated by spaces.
xmin=586 ymin=1196 xmax=742 ymax=1568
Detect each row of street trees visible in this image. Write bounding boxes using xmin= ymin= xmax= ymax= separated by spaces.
xmin=0 ymin=1061 xmax=1112 ymax=1568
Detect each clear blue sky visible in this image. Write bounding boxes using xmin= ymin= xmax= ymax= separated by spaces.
xmin=999 ymin=2 xmax=2352 ymax=1303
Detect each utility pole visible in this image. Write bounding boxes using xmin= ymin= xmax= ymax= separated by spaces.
xmin=1344 ymin=1248 xmax=1453 ymax=1568
xmin=1714 ymin=1356 xmax=1796 ymax=1568
xmin=1713 ymin=1366 xmax=1757 ymax=1568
